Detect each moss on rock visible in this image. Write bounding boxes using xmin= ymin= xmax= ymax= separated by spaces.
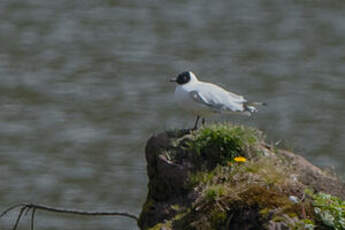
xmin=186 ymin=124 xmax=262 ymax=169
xmin=139 ymin=123 xmax=345 ymax=230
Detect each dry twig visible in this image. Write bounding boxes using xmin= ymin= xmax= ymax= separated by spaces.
xmin=1 ymin=202 xmax=138 ymax=230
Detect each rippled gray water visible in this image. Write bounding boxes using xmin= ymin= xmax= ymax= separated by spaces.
xmin=0 ymin=0 xmax=344 ymax=229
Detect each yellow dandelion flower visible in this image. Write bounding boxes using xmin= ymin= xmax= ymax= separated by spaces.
xmin=234 ymin=156 xmax=247 ymax=162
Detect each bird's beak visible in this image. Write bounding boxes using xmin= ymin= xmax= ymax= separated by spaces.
xmin=169 ymin=78 xmax=177 ymax=83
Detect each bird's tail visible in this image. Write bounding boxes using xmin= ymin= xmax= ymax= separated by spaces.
xmin=243 ymin=101 xmax=267 ymax=114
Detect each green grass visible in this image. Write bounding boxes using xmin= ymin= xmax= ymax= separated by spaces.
xmin=187 ymin=123 xmax=262 ymax=168
xmin=205 ymin=185 xmax=226 ymax=201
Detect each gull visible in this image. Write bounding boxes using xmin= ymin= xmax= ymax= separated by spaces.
xmin=170 ymin=71 xmax=265 ymax=130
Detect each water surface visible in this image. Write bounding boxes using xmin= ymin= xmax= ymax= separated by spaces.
xmin=0 ymin=0 xmax=344 ymax=229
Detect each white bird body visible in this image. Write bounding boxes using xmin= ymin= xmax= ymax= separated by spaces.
xmin=173 ymin=72 xmax=254 ymax=117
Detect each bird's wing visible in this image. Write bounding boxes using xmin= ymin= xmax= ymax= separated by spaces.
xmin=189 ymin=84 xmax=246 ymax=112
xmin=189 ymin=90 xmax=218 ymax=109
xmin=227 ymin=91 xmax=246 ymax=103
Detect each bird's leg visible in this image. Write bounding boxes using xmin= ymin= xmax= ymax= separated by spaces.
xmin=201 ymin=118 xmax=206 ymax=126
xmin=192 ymin=115 xmax=200 ymax=130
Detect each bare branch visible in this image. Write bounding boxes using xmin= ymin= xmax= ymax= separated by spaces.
xmin=31 ymin=208 xmax=36 ymax=230
xmin=24 ymin=206 xmax=32 ymax=216
xmin=1 ymin=202 xmax=138 ymax=230
xmin=12 ymin=206 xmax=26 ymax=230
xmin=0 ymin=204 xmax=25 ymax=218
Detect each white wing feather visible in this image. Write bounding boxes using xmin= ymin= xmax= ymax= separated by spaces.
xmin=188 ymin=83 xmax=246 ymax=113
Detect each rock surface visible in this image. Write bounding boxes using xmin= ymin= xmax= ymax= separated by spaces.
xmin=138 ymin=124 xmax=345 ymax=230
